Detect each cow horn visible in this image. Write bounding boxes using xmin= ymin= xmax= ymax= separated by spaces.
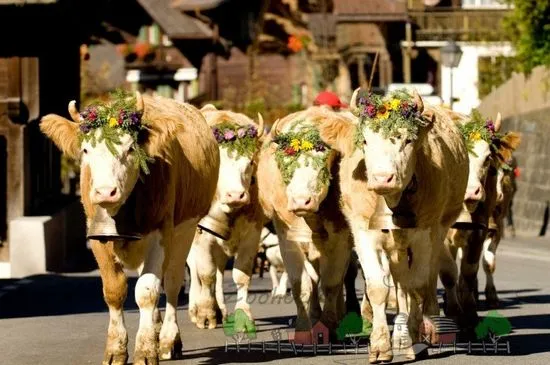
xmin=494 ymin=112 xmax=502 ymax=132
xmin=201 ymin=103 xmax=218 ymax=112
xmin=68 ymin=100 xmax=81 ymax=123
xmin=270 ymin=118 xmax=281 ymax=138
xmin=412 ymin=89 xmax=424 ymax=113
xmin=257 ymin=112 xmax=265 ymax=138
xmin=349 ymin=88 xmax=360 ymax=114
xmin=135 ymin=91 xmax=144 ymax=112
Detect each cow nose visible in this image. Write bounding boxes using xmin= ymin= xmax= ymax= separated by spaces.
xmin=373 ymin=173 xmax=395 ymax=184
xmin=466 ymin=185 xmax=483 ymax=201
xmin=226 ymin=191 xmax=247 ymax=204
xmin=93 ymin=186 xmax=119 ymax=203
xmin=290 ymin=196 xmax=313 ymax=210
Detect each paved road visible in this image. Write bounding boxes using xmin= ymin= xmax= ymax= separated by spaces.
xmin=0 ymin=235 xmax=549 ymax=365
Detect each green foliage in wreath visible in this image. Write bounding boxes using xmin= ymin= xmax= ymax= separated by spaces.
xmin=354 ymin=89 xmax=429 ymax=142
xmin=271 ymin=119 xmax=331 ymax=191
xmin=211 ymin=121 xmax=260 ymax=159
xmin=78 ymin=89 xmax=154 ymax=175
xmin=457 ymin=109 xmax=505 ymax=158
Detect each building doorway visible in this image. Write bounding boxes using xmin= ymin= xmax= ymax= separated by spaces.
xmin=0 ymin=136 xmax=7 ymax=245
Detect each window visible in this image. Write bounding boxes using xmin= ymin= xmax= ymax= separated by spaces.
xmin=462 ymin=0 xmax=510 ymax=9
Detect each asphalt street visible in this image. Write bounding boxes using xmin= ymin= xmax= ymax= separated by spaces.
xmin=0 ymin=235 xmax=549 ymax=365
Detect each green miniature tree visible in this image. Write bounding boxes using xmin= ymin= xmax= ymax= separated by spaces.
xmin=223 ymin=308 xmax=257 ymax=343
xmin=336 ymin=312 xmax=372 ymax=347
xmin=475 ymin=310 xmax=512 ymax=343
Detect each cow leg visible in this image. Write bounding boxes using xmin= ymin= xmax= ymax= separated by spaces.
xmin=187 ymin=242 xmax=200 ymax=324
xmin=133 ymin=232 xmax=165 ymax=365
xmin=353 ymin=229 xmax=391 ymax=363
xmin=269 ymin=263 xmax=280 ymax=295
xmin=214 ymin=251 xmax=229 ymax=322
xmin=158 ymin=218 xmax=198 ymax=360
xmin=390 ymin=229 xmax=433 ymax=361
xmin=309 ymin=259 xmax=322 ymax=324
xmin=344 ymin=254 xmax=361 ymax=315
xmin=319 ymin=242 xmax=350 ymax=333
xmin=458 ymin=229 xmax=485 ymax=330
xmin=90 ymin=241 xmax=129 ymax=365
xmin=439 ymin=239 xmax=462 ymax=318
xmin=233 ymin=227 xmax=262 ymax=320
xmin=194 ymin=232 xmax=220 ymax=329
xmin=277 ymin=234 xmax=313 ymax=339
xmin=276 ymin=270 xmax=289 ymax=297
xmin=483 ymin=230 xmax=500 ymax=309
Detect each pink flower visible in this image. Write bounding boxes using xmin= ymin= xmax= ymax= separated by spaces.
xmin=224 ymin=130 xmax=236 ymax=141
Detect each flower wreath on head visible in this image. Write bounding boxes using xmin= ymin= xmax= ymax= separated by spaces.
xmin=77 ymin=89 xmax=154 ymax=175
xmin=212 ymin=122 xmax=260 ymax=159
xmin=271 ymin=119 xmax=332 ymax=190
xmin=457 ymin=109 xmax=511 ymax=170
xmin=352 ymin=88 xmax=430 ymax=148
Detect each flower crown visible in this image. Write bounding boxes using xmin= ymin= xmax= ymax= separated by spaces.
xmin=212 ymin=122 xmax=260 ymax=159
xmin=78 ymin=90 xmax=153 ymax=175
xmin=354 ymin=89 xmax=428 ymax=141
xmin=271 ymin=120 xmax=331 ymax=190
xmin=458 ymin=109 xmax=504 ymax=158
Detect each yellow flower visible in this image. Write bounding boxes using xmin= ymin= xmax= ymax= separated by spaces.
xmin=384 ymin=101 xmax=393 ymax=111
xmin=470 ymin=132 xmax=481 ymax=141
xmin=300 ymin=139 xmax=313 ymax=151
xmin=290 ymin=138 xmax=301 ymax=151
xmin=377 ymin=109 xmax=390 ymax=120
xmin=390 ymin=99 xmax=401 ymax=110
xmin=109 ymin=117 xmax=118 ymax=128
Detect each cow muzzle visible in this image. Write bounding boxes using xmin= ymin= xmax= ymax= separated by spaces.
xmin=91 ymin=185 xmax=122 ymax=206
xmin=287 ymin=195 xmax=317 ymax=216
xmin=222 ymin=190 xmax=250 ymax=209
xmin=367 ymin=173 xmax=399 ymax=194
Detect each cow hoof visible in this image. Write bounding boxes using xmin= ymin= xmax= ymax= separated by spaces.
xmin=133 ymin=354 xmax=159 ymax=365
xmin=189 ymin=306 xmax=198 ymax=323
xmin=368 ymin=350 xmax=393 ymax=363
xmin=159 ymin=332 xmax=183 ymax=360
xmin=134 ymin=329 xmax=158 ymax=365
xmin=102 ymin=351 xmax=128 ymax=365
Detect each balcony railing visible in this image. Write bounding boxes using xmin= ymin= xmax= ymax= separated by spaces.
xmin=409 ymin=8 xmax=511 ymax=42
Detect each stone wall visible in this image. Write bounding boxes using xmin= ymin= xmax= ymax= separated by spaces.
xmin=477 ymin=65 xmax=550 ymax=236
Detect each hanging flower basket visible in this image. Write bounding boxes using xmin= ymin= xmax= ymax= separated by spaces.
xmin=134 ymin=42 xmax=151 ymax=59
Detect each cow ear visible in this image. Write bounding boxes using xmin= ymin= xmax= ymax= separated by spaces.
xmin=201 ymin=104 xmax=218 ymax=112
xmin=318 ymin=117 xmax=355 ymax=156
xmin=40 ymin=114 xmax=80 ymax=159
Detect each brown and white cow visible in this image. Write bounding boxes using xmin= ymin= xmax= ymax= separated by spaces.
xmin=257 ymin=106 xmax=354 ymax=341
xmin=483 ymin=147 xmax=520 ymax=308
xmin=186 ymin=105 xmax=266 ymax=329
xmin=40 ymin=92 xmax=219 ymax=365
xmin=442 ymin=112 xmax=520 ymax=329
xmin=320 ymin=89 xmax=469 ymax=362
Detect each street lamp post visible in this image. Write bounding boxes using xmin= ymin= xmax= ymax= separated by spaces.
xmin=440 ymin=40 xmax=463 ymax=110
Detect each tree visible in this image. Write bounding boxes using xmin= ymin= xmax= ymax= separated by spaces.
xmin=223 ymin=308 xmax=257 ymax=342
xmin=502 ymin=0 xmax=550 ymax=74
xmin=475 ymin=310 xmax=512 ymax=343
xmin=336 ymin=312 xmax=373 ymax=346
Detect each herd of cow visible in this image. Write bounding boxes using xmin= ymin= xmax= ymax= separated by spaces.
xmin=38 ymin=87 xmax=520 ymax=365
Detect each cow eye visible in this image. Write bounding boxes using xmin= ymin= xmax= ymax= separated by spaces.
xmin=405 ymin=139 xmax=412 ymax=145
xmin=82 ymin=148 xmax=88 ymax=154
xmin=363 ymin=139 xmax=367 ymax=146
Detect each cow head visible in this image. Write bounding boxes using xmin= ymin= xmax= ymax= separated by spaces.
xmin=459 ymin=112 xmax=521 ymax=212
xmin=203 ymin=105 xmax=264 ymax=213
xmin=270 ymin=115 xmax=336 ymax=216
xmin=495 ymin=133 xmax=521 ymax=204
xmin=350 ymin=88 xmax=432 ymax=206
xmin=39 ymin=91 xmax=153 ymax=216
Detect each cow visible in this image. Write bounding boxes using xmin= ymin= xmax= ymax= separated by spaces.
xmin=319 ymin=88 xmax=469 ymax=362
xmin=257 ymin=106 xmax=355 ymax=342
xmin=441 ymin=111 xmax=521 ymax=329
xmin=482 ymin=146 xmax=520 ymax=308
xmin=262 ymin=227 xmax=290 ymax=297
xmin=39 ymin=91 xmax=219 ymax=365
xmin=186 ymin=105 xmax=266 ymax=329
